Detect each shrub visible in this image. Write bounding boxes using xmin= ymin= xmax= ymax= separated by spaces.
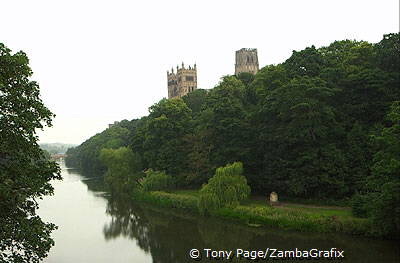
xmin=198 ymin=162 xmax=251 ymax=214
xmin=141 ymin=169 xmax=172 ymax=192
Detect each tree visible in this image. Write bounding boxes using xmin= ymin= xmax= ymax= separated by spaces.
xmin=131 ymin=98 xmax=192 ymax=183
xmin=140 ymin=169 xmax=172 ymax=192
xmin=199 ymin=76 xmax=249 ymax=168
xmin=100 ymin=147 xmax=143 ymax=194
xmin=198 ymin=162 xmax=250 ymax=214
xmin=284 ymin=45 xmax=325 ymax=78
xmin=65 ymin=124 xmax=132 ymax=172
xmin=353 ymin=102 xmax=400 ymax=237
xmin=236 ymin=72 xmax=255 ymax=86
xmin=254 ymin=76 xmax=350 ymax=197
xmin=0 ymin=43 xmax=61 ymax=262
xmin=180 ymin=130 xmax=215 ymax=187
xmin=182 ymin=89 xmax=208 ymax=115
xmin=374 ymin=33 xmax=400 ymax=73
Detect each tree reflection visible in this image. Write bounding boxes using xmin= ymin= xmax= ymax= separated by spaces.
xmin=103 ymin=198 xmax=207 ymax=262
xmin=66 ymin=164 xmax=400 ymax=262
xmin=103 ymin=198 xmax=151 ymax=253
xmin=101 ymin=197 xmax=400 ymax=263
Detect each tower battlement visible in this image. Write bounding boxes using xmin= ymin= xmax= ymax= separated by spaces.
xmin=235 ymin=48 xmax=259 ymax=75
xmin=167 ymin=62 xmax=197 ymax=99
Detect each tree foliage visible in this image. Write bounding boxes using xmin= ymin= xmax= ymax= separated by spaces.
xmin=66 ymin=33 xmax=399 ymax=236
xmin=352 ymin=101 xmax=400 ymax=237
xmin=0 ymin=43 xmax=61 ymax=262
xmin=182 ymin=89 xmax=208 ymax=114
xmin=198 ymin=162 xmax=250 ymax=214
xmin=141 ymin=169 xmax=172 ymax=192
xmin=66 ymin=121 xmax=135 ymax=172
xmin=131 ymin=98 xmax=192 ymax=184
xmin=99 ymin=147 xmax=143 ymax=194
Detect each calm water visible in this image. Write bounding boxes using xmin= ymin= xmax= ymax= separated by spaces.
xmin=38 ymin=162 xmax=399 ymax=262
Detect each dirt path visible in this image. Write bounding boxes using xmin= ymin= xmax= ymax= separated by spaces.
xmin=250 ymin=196 xmax=351 ymax=210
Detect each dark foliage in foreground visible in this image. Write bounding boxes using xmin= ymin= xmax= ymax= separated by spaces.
xmin=0 ymin=43 xmax=61 ymax=262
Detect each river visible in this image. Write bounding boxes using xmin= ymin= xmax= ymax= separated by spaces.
xmin=38 ymin=162 xmax=399 ymax=262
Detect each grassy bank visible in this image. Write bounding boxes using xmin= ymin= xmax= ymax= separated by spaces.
xmin=133 ymin=190 xmax=198 ymax=213
xmin=132 ymin=189 xmax=374 ymax=237
xmin=213 ymin=206 xmax=371 ymax=235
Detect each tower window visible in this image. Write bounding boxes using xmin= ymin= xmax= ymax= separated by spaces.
xmin=186 ymin=76 xmax=194 ymax=81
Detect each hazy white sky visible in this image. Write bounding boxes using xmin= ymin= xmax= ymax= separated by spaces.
xmin=1 ymin=0 xmax=398 ymax=144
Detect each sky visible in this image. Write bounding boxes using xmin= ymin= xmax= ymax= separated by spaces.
xmin=1 ymin=0 xmax=399 ymax=145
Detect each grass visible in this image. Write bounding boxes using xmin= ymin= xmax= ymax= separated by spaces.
xmin=213 ymin=205 xmax=371 ymax=235
xmin=134 ymin=190 xmax=198 ymax=212
xmin=171 ymin=189 xmax=200 ymax=197
xmin=133 ymin=189 xmax=373 ymax=236
xmin=282 ymin=204 xmax=352 ymax=218
xmin=243 ymin=198 xmax=353 ymax=219
xmin=175 ymin=190 xmax=354 ymax=220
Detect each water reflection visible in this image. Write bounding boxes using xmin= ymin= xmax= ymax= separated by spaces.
xmin=39 ymin=164 xmax=151 ymax=263
xmin=104 ymin=199 xmax=152 ymax=254
xmin=52 ymin=164 xmax=399 ymax=263
xmin=102 ymin=197 xmax=399 ymax=263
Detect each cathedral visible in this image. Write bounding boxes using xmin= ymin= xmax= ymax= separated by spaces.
xmin=235 ymin=48 xmax=259 ymax=75
xmin=167 ymin=63 xmax=197 ymax=99
xmin=167 ymin=49 xmax=259 ymax=99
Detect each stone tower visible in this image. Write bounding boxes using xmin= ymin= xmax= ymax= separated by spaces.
xmin=235 ymin=48 xmax=259 ymax=75
xmin=167 ymin=62 xmax=197 ymax=99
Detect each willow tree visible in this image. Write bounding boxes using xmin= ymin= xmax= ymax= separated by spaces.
xmin=198 ymin=162 xmax=250 ymax=214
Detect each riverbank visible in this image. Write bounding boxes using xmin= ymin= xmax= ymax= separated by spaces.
xmin=132 ymin=189 xmax=374 ymax=237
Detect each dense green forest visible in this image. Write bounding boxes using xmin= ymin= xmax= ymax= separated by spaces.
xmin=66 ymin=33 xmax=399 ymax=237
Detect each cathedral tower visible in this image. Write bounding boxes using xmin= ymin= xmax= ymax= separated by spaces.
xmin=167 ymin=63 xmax=197 ymax=99
xmin=235 ymin=48 xmax=259 ymax=75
